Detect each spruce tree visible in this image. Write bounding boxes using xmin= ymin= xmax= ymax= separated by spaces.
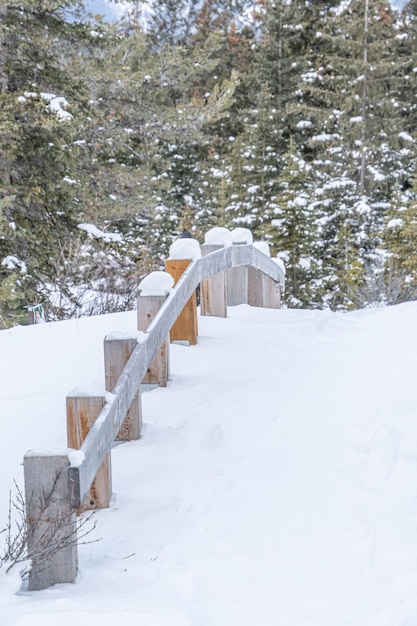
xmin=264 ymin=141 xmax=319 ymax=308
xmin=0 ymin=0 xmax=92 ymax=325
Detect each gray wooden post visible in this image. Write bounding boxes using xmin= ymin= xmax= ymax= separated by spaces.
xmin=227 ymin=229 xmax=253 ymax=306
xmin=200 ymin=243 xmax=227 ymax=317
xmin=137 ymin=293 xmax=170 ymax=386
xmin=66 ymin=393 xmax=111 ymax=511
xmin=262 ymin=275 xmax=281 ymax=308
xmin=248 ymin=267 xmax=281 ymax=308
xmin=247 ymin=266 xmax=264 ymax=308
xmin=227 ymin=258 xmax=248 ymax=306
xmin=24 ymin=451 xmax=77 ymax=590
xmin=104 ymin=336 xmax=142 ymax=440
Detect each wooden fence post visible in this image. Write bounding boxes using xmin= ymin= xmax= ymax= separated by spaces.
xmin=137 ymin=293 xmax=170 ymax=386
xmin=104 ymin=336 xmax=142 ymax=440
xmin=24 ymin=451 xmax=77 ymax=590
xmin=227 ymin=228 xmax=253 ymax=306
xmin=66 ymin=393 xmax=111 ymax=511
xmin=249 ymin=242 xmax=281 ymax=308
xmin=262 ymin=274 xmax=281 ymax=308
xmin=247 ymin=265 xmax=264 ymax=308
xmin=227 ymin=261 xmax=248 ymax=306
xmin=248 ymin=267 xmax=281 ymax=308
xmin=165 ymin=259 xmax=198 ymax=345
xmin=200 ymin=243 xmax=227 ymax=317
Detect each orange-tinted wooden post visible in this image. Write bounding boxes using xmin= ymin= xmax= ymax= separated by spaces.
xmin=165 ymin=258 xmax=198 ymax=345
xmin=66 ymin=393 xmax=111 ymax=512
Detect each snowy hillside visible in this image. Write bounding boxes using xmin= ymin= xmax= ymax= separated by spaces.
xmin=1 ymin=302 xmax=417 ymax=625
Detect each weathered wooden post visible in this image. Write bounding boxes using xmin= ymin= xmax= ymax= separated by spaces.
xmin=165 ymin=238 xmax=201 ymax=345
xmin=248 ymin=241 xmax=281 ymax=309
xmin=24 ymin=451 xmax=77 ymax=590
xmin=66 ymin=392 xmax=111 ymax=511
xmin=227 ymin=227 xmax=253 ymax=306
xmin=200 ymin=227 xmax=231 ymax=318
xmin=104 ymin=335 xmax=142 ymax=440
xmin=137 ymin=271 xmax=173 ymax=386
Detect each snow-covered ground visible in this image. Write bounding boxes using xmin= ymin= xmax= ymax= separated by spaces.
xmin=1 ymin=302 xmax=417 ymax=625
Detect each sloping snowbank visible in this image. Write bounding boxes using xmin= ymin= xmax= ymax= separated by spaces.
xmin=1 ymin=302 xmax=417 ymax=625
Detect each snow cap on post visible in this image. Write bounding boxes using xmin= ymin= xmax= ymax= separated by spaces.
xmin=204 ymin=227 xmax=232 ymax=246
xmin=253 ymin=241 xmax=271 ymax=257
xmin=231 ymin=227 xmax=253 ymax=245
xmin=139 ymin=271 xmax=175 ymax=296
xmin=168 ymin=238 xmax=202 ymax=260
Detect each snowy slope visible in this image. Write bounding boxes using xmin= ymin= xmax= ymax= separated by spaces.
xmin=1 ymin=303 xmax=417 ymax=625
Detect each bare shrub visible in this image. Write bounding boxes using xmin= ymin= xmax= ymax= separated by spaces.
xmin=1 ymin=480 xmax=99 ymax=581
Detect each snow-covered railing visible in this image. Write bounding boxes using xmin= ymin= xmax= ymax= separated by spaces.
xmin=23 ymin=229 xmax=285 ymax=590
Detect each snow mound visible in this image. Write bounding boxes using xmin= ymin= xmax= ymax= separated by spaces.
xmin=13 ymin=613 xmax=190 ymax=626
xmin=168 ymin=239 xmax=202 ymax=260
xmin=139 ymin=271 xmax=175 ymax=296
xmin=231 ymin=227 xmax=253 ymax=244
xmin=204 ymin=227 xmax=232 ymax=246
xmin=253 ymin=241 xmax=271 ymax=257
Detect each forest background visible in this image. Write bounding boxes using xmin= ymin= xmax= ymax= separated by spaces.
xmin=1 ymin=0 xmax=417 ymax=327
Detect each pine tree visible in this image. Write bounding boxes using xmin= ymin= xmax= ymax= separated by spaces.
xmin=0 ymin=0 xmax=93 ymax=325
xmin=264 ymin=141 xmax=319 ymax=307
xmin=277 ymin=0 xmax=410 ymax=307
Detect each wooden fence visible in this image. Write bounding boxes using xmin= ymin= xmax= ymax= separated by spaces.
xmin=22 ymin=241 xmax=285 ymax=590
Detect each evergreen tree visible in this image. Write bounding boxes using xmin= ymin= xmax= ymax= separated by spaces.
xmin=381 ymin=183 xmax=417 ymax=303
xmin=264 ymin=141 xmax=319 ymax=307
xmin=0 ymin=0 xmax=92 ymax=325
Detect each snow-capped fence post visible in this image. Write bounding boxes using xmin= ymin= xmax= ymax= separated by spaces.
xmin=137 ymin=281 xmax=171 ymax=387
xmin=66 ymin=393 xmax=111 ymax=511
xmin=24 ymin=451 xmax=78 ymax=590
xmin=200 ymin=244 xmax=227 ymax=317
xmin=21 ymin=236 xmax=286 ymax=591
xmin=164 ymin=239 xmax=201 ymax=345
xmin=104 ymin=337 xmax=142 ymax=440
xmin=227 ymin=228 xmax=253 ymax=306
xmin=200 ymin=227 xmax=231 ymax=318
xmin=248 ymin=242 xmax=281 ymax=309
xmin=165 ymin=259 xmax=198 ymax=344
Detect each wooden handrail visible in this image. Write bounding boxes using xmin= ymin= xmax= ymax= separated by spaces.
xmin=70 ymin=244 xmax=284 ymax=506
xmin=24 ymin=243 xmax=285 ymax=589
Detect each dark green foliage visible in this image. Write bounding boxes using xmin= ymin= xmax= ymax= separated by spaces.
xmin=2 ymin=0 xmax=417 ymax=324
xmin=0 ymin=1 xmax=92 ymax=325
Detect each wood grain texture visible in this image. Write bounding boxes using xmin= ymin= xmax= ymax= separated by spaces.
xmin=200 ymin=244 xmax=227 ymax=318
xmin=137 ymin=294 xmax=169 ymax=386
xmin=104 ymin=337 xmax=142 ymax=441
xmin=24 ymin=452 xmax=77 ymax=590
xmin=66 ymin=395 xmax=111 ymax=512
xmin=68 ymin=245 xmax=284 ymax=508
xmin=227 ymin=265 xmax=248 ymax=306
xmin=165 ymin=259 xmax=198 ymax=345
